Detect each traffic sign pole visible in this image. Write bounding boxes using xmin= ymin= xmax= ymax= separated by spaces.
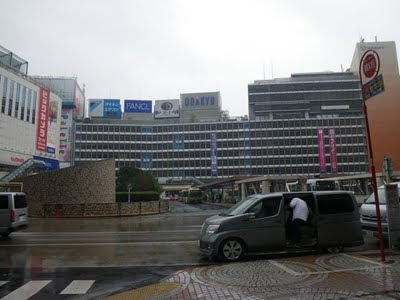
xmin=359 ymin=50 xmax=385 ymax=262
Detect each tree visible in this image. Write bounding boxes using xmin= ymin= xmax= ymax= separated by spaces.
xmin=116 ymin=166 xmax=162 ymax=193
xmin=220 ymin=110 xmax=230 ymax=121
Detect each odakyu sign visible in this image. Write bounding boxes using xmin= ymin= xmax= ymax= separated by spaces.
xmin=124 ymin=100 xmax=152 ymax=113
xmin=180 ymin=92 xmax=220 ymax=111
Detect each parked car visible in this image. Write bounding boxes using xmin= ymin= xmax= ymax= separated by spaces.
xmin=199 ymin=191 xmax=363 ymax=261
xmin=0 ymin=192 xmax=28 ymax=238
xmin=360 ymin=182 xmax=400 ymax=238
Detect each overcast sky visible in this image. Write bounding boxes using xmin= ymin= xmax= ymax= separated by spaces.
xmin=1 ymin=0 xmax=399 ymax=116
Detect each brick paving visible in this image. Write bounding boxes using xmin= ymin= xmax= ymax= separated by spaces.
xmin=149 ymin=251 xmax=400 ymax=300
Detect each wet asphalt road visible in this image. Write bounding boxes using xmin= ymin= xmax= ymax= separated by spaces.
xmin=0 ymin=201 xmax=224 ymax=299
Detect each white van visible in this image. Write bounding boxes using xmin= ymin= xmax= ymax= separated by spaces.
xmin=0 ymin=192 xmax=28 ymax=237
xmin=360 ymin=182 xmax=400 ymax=238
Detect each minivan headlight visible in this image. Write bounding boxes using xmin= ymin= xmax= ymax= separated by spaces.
xmin=206 ymin=224 xmax=220 ymax=235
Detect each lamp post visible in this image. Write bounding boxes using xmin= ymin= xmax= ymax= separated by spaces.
xmin=127 ymin=183 xmax=132 ymax=203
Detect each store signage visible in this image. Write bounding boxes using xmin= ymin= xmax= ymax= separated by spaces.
xmin=124 ymin=100 xmax=152 ymax=113
xmin=317 ymin=128 xmax=326 ymax=173
xmin=360 ymin=50 xmax=385 ymax=100
xmin=59 ymin=109 xmax=73 ymax=162
xmin=154 ymin=100 xmax=180 ymax=118
xmin=33 ymin=155 xmax=59 ymax=170
xmin=180 ymin=92 xmax=220 ymax=111
xmin=329 ymin=129 xmax=337 ymax=173
xmin=104 ymin=99 xmax=122 ymax=118
xmin=36 ymin=88 xmax=50 ymax=152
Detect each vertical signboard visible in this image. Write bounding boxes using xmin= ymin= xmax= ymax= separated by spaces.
xmin=46 ymin=97 xmax=59 ymax=154
xmin=317 ymin=129 xmax=326 ymax=173
xmin=329 ymin=129 xmax=337 ymax=173
xmin=36 ymin=88 xmax=50 ymax=151
xmin=59 ymin=108 xmax=73 ymax=162
xmin=210 ymin=133 xmax=218 ymax=177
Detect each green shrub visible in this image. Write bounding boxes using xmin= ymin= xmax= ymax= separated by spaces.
xmin=116 ymin=191 xmax=160 ymax=202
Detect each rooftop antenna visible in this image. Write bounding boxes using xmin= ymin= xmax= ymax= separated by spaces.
xmin=263 ymin=61 xmax=266 ymax=80
xmin=340 ymin=64 xmax=344 ymax=72
xmin=271 ymin=60 xmax=274 ymax=79
xmin=374 ymin=34 xmax=378 ymax=42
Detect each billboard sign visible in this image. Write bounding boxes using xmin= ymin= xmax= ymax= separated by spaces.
xmin=89 ymin=99 xmax=104 ymax=117
xmin=104 ymin=99 xmax=121 ymax=119
xmin=210 ymin=133 xmax=218 ymax=176
xmin=124 ymin=100 xmax=152 ymax=113
xmin=74 ymin=85 xmax=85 ymax=120
xmin=46 ymin=97 xmax=59 ymax=154
xmin=59 ymin=108 xmax=73 ymax=162
xmin=329 ymin=129 xmax=337 ymax=173
xmin=36 ymin=88 xmax=50 ymax=152
xmin=317 ymin=128 xmax=326 ymax=173
xmin=154 ymin=100 xmax=180 ymax=119
xmin=360 ymin=50 xmax=385 ymax=100
xmin=181 ymin=92 xmax=220 ymax=111
xmin=33 ymin=155 xmax=59 ymax=170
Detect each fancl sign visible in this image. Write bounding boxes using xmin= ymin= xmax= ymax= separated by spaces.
xmin=124 ymin=100 xmax=152 ymax=113
xmin=180 ymin=92 xmax=220 ymax=111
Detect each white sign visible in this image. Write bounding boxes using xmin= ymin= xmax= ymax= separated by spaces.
xmin=154 ymin=99 xmax=180 ymax=119
xmin=89 ymin=99 xmax=104 ymax=117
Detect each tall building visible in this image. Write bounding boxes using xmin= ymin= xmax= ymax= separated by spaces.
xmin=350 ymin=40 xmax=400 ymax=173
xmin=0 ymin=45 xmax=62 ymax=178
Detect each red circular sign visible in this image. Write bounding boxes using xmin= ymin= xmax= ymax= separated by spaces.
xmin=362 ymin=54 xmax=377 ymax=78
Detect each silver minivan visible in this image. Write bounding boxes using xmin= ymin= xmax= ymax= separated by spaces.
xmin=360 ymin=182 xmax=400 ymax=238
xmin=0 ymin=192 xmax=28 ymax=238
xmin=199 ymin=191 xmax=363 ymax=261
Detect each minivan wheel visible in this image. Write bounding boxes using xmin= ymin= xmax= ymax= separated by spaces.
xmin=326 ymin=245 xmax=344 ymax=253
xmin=220 ymin=239 xmax=245 ymax=261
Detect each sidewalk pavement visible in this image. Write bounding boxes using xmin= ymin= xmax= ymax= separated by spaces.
xmin=108 ymin=250 xmax=400 ymax=300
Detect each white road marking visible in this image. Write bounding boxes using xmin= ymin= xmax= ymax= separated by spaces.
xmin=0 ymin=281 xmax=8 ymax=287
xmin=0 ymin=240 xmax=198 ymax=247
xmin=341 ymin=253 xmax=384 ymax=266
xmin=60 ymin=280 xmax=95 ymax=295
xmin=14 ymin=229 xmax=200 ymax=235
xmin=0 ymin=280 xmax=51 ymax=300
xmin=270 ymin=254 xmax=389 ymax=276
xmin=269 ymin=260 xmax=300 ymax=275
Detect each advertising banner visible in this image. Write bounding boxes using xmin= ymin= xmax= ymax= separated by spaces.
xmin=124 ymin=100 xmax=152 ymax=113
xmin=104 ymin=99 xmax=122 ymax=119
xmin=210 ymin=133 xmax=218 ymax=177
xmin=46 ymin=97 xmax=59 ymax=154
xmin=317 ymin=128 xmax=326 ymax=173
xmin=74 ymin=85 xmax=85 ymax=120
xmin=89 ymin=99 xmax=104 ymax=117
xmin=329 ymin=129 xmax=337 ymax=173
xmin=36 ymin=88 xmax=50 ymax=152
xmin=181 ymin=92 xmax=220 ymax=111
xmin=33 ymin=155 xmax=59 ymax=170
xmin=59 ymin=108 xmax=73 ymax=162
xmin=154 ymin=100 xmax=180 ymax=119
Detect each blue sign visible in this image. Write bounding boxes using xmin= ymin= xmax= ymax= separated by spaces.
xmin=362 ymin=74 xmax=385 ymax=100
xmin=103 ymin=99 xmax=121 ymax=119
xmin=33 ymin=156 xmax=60 ymax=170
xmin=210 ymin=133 xmax=218 ymax=177
xmin=124 ymin=100 xmax=152 ymax=113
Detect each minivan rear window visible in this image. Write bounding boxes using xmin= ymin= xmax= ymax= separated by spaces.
xmin=317 ymin=194 xmax=354 ymax=214
xmin=14 ymin=195 xmax=27 ymax=209
xmin=0 ymin=195 xmax=9 ymax=209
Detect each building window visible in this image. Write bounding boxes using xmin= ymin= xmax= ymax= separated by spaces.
xmin=26 ymin=89 xmax=31 ymax=122
xmin=20 ymin=86 xmax=26 ymax=120
xmin=14 ymin=83 xmax=21 ymax=118
xmin=32 ymin=91 xmax=37 ymax=124
xmin=8 ymin=80 xmax=14 ymax=116
xmin=1 ymin=77 xmax=7 ymax=114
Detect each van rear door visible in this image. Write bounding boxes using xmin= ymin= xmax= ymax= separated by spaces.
xmin=0 ymin=195 xmax=11 ymax=232
xmin=316 ymin=193 xmax=363 ymax=247
xmin=12 ymin=194 xmax=28 ymax=226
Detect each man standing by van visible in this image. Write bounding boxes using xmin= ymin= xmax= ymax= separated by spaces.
xmin=289 ymin=197 xmax=309 ymax=246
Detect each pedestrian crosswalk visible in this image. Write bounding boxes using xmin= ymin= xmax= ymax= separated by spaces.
xmin=0 ymin=280 xmax=95 ymax=299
